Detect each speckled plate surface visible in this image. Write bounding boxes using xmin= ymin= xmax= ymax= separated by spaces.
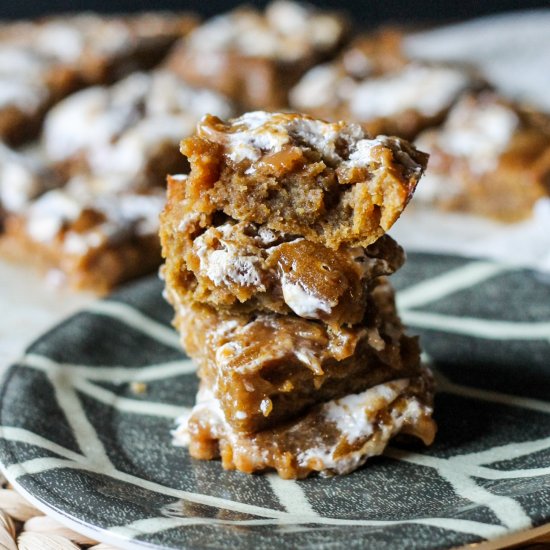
xmin=0 ymin=252 xmax=549 ymax=550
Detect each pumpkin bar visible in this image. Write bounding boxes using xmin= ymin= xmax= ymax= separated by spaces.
xmin=165 ymin=0 xmax=348 ymax=110
xmin=42 ymin=70 xmax=235 ymax=187
xmin=288 ymin=28 xmax=407 ymax=119
xmin=0 ymin=12 xmax=197 ymax=146
xmin=1 ymin=177 xmax=165 ymax=292
xmin=0 ymin=72 xmax=234 ymax=292
xmin=176 ymin=369 xmax=435 ymax=479
xmin=415 ymin=92 xmax=550 ymax=222
xmin=290 ymin=62 xmax=485 ymax=140
xmin=167 ymin=278 xmax=425 ymax=435
xmin=161 ymin=189 xmax=404 ymax=325
xmin=161 ymin=111 xmax=434 ymax=477
xmin=174 ymin=111 xmax=428 ymax=250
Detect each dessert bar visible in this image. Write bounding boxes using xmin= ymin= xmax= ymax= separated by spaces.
xmin=42 ymin=70 xmax=234 ymax=188
xmin=1 ymin=72 xmax=233 ymax=291
xmin=175 ymin=369 xmax=435 ymax=479
xmin=165 ymin=0 xmax=348 ymax=110
xmin=168 ymin=279 xmax=424 ymax=435
xmin=287 ymin=28 xmax=407 ymax=121
xmin=162 ymin=192 xmax=404 ymax=323
xmin=0 ymin=12 xmax=197 ymax=145
xmin=1 ymin=176 xmax=165 ymax=292
xmin=174 ymin=111 xmax=428 ymax=249
xmin=415 ymin=92 xmax=550 ymax=221
xmin=291 ymin=61 xmax=485 ymax=140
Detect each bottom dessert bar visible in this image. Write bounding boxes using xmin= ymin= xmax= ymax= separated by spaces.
xmin=175 ymin=369 xmax=436 ymax=479
xmin=0 ymin=181 xmax=165 ymax=293
xmin=166 ymin=279 xmax=423 ymax=434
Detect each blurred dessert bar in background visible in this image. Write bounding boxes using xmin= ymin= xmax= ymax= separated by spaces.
xmin=415 ymin=92 xmax=550 ymax=221
xmin=0 ymin=179 xmax=166 ymax=292
xmin=41 ymin=70 xmax=234 ymax=187
xmin=291 ymin=59 xmax=487 ymax=140
xmin=0 ymin=12 xmax=197 ymax=146
xmin=165 ymin=0 xmax=349 ymax=110
xmin=0 ymin=70 xmax=233 ymax=291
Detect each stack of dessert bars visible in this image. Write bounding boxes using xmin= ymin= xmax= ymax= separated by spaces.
xmin=161 ymin=112 xmax=437 ymax=478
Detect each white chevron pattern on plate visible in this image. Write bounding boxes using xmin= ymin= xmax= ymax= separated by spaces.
xmin=0 ymin=253 xmax=548 ymax=550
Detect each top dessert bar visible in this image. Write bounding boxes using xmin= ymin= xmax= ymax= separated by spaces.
xmin=165 ymin=0 xmax=348 ymax=110
xmin=415 ymin=92 xmax=550 ymax=222
xmin=0 ymin=12 xmax=197 ymax=145
xmin=176 ymin=111 xmax=428 ymax=249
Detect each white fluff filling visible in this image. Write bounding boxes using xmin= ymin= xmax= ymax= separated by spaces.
xmin=281 ymin=277 xmax=333 ymax=318
xmin=193 ymin=223 xmax=265 ymax=289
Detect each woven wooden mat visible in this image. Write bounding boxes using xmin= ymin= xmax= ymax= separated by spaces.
xmin=0 ymin=473 xmax=117 ymax=549
xmin=0 ymin=472 xmax=547 ymax=550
